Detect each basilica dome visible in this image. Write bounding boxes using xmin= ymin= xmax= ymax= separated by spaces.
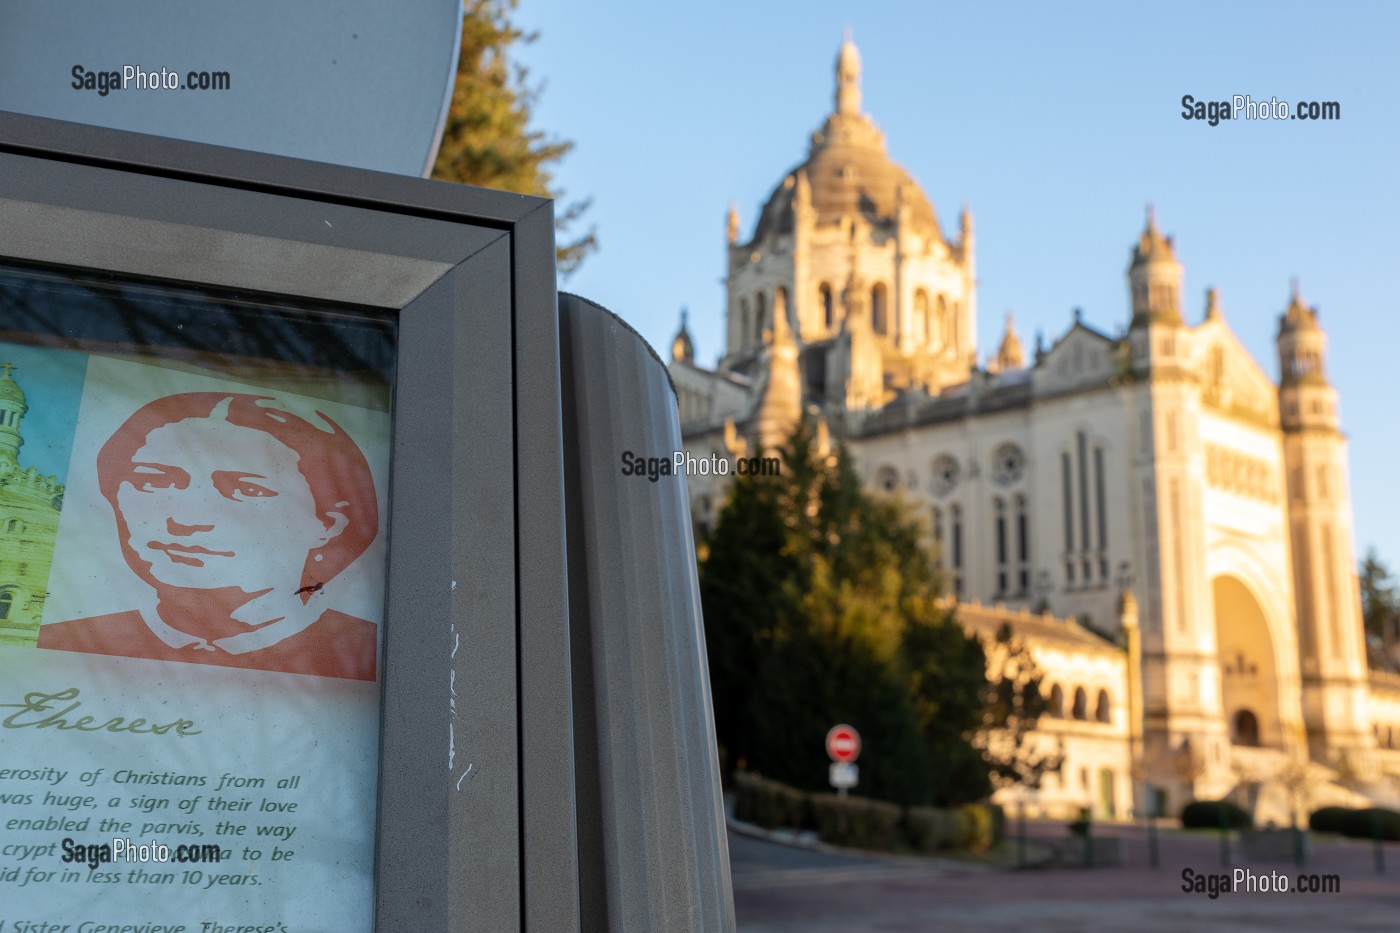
xmin=751 ymin=133 xmax=939 ymax=242
xmin=749 ymin=36 xmax=939 ymax=243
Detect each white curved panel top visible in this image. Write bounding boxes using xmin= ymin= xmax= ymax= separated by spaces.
xmin=0 ymin=0 xmax=461 ymax=176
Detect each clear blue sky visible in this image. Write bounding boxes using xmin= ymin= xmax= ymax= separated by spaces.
xmin=513 ymin=1 xmax=1400 ymax=566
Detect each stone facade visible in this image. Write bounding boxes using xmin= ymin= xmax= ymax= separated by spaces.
xmin=671 ymin=37 xmax=1389 ymax=821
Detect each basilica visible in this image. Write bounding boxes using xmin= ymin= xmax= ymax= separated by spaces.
xmin=0 ymin=361 xmax=63 ymax=646
xmin=670 ymin=37 xmax=1400 ymax=822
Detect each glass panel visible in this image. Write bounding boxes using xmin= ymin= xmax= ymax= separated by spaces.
xmin=0 ymin=260 xmax=394 ymax=930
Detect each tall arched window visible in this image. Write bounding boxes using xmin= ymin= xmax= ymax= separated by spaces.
xmin=1072 ymin=687 xmax=1088 ymax=721
xmin=994 ymin=497 xmax=1007 ymax=597
xmin=739 ymin=298 xmax=751 ymax=348
xmin=951 ymin=504 xmax=963 ymax=598
xmin=1062 ymin=451 xmax=1074 ymax=585
xmin=914 ymin=289 xmax=930 ymax=345
xmin=1094 ymin=445 xmax=1107 ymax=562
xmin=774 ymin=286 xmax=789 ymax=337
xmin=1015 ymin=494 xmax=1030 ymax=596
xmin=1048 ymin=684 xmax=1064 ymax=718
xmin=871 ymin=283 xmax=888 ymax=336
xmin=1095 ymin=690 xmax=1112 ymax=724
xmin=754 ymin=291 xmax=768 ymax=342
xmin=0 ymin=590 xmax=13 ymax=621
xmin=931 ymin=506 xmax=944 ymax=567
xmin=936 ymin=294 xmax=948 ymax=348
xmin=819 ymin=282 xmax=834 ymax=330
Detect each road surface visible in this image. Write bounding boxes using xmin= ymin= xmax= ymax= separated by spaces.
xmin=730 ymin=820 xmax=1400 ymax=931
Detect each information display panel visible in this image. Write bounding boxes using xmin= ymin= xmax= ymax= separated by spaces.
xmin=0 ymin=110 xmax=575 ymax=932
xmin=0 ymin=262 xmax=396 ymax=931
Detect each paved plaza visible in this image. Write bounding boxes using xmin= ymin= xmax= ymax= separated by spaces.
xmin=731 ymin=820 xmax=1400 ymax=932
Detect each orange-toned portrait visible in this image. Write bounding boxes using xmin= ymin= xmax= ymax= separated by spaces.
xmin=39 ymin=392 xmax=381 ymax=681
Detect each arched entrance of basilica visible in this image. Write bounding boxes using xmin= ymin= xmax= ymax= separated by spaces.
xmin=1213 ymin=575 xmax=1284 ymax=750
xmin=1206 ymin=569 xmax=1314 ymax=826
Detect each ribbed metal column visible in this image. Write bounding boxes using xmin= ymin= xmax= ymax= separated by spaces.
xmin=557 ymin=292 xmax=736 ymax=932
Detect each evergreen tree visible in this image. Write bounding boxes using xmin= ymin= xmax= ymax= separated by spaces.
xmin=699 ymin=420 xmax=990 ymax=806
xmin=432 ymin=0 xmax=597 ymax=275
xmin=1360 ymin=548 xmax=1399 ymax=643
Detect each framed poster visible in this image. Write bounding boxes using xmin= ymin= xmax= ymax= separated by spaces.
xmin=1 ymin=265 xmax=394 ymax=928
xmin=0 ymin=112 xmax=576 ymax=932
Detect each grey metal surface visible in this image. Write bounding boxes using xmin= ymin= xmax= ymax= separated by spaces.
xmin=0 ymin=190 xmax=457 ymax=308
xmin=378 ymin=243 xmax=522 ymax=932
xmin=446 ymin=239 xmax=522 ymax=931
xmin=376 ymin=263 xmax=456 ymax=933
xmin=513 ymin=207 xmax=583 ymax=931
xmin=0 ymin=111 xmax=547 ymax=231
xmin=558 ymin=293 xmax=737 ymax=932
xmin=0 ymin=0 xmax=461 ymax=176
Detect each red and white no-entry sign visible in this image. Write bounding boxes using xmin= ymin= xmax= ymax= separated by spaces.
xmin=825 ymin=724 xmax=861 ymax=763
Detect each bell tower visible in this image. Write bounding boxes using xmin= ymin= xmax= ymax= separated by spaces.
xmin=1125 ymin=215 xmax=1229 ymax=801
xmin=1276 ymin=283 xmax=1376 ymax=774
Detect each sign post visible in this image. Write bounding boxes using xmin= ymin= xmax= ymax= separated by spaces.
xmin=825 ymin=724 xmax=861 ymax=799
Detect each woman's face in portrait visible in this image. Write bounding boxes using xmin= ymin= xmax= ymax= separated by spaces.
xmin=113 ymin=414 xmax=338 ymax=594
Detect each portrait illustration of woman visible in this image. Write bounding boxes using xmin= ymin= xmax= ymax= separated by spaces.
xmin=38 ymin=392 xmax=381 ymax=681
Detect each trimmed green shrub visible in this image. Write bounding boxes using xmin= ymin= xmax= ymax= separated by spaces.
xmin=1181 ymin=800 xmax=1251 ymax=830
xmin=1309 ymin=806 xmax=1353 ymax=835
xmin=733 ymin=771 xmax=809 ymax=830
xmin=1339 ymin=807 xmax=1400 ymax=842
xmin=810 ymin=793 xmax=901 ymax=850
xmin=905 ymin=803 xmax=1003 ymax=851
xmin=958 ymin=803 xmax=996 ymax=851
xmin=905 ymin=806 xmax=952 ymax=853
xmin=950 ymin=807 xmax=972 ymax=848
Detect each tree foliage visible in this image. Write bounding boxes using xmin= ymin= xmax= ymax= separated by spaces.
xmin=1360 ymin=548 xmax=1399 ymax=643
xmin=432 ymin=0 xmax=596 ymax=276
xmin=976 ymin=623 xmax=1062 ymax=792
xmin=699 ymin=420 xmax=991 ymax=806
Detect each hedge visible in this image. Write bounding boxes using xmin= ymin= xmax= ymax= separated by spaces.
xmin=1308 ymin=806 xmax=1353 ymax=835
xmin=906 ymin=806 xmax=955 ymax=851
xmin=810 ymin=793 xmax=902 ymax=850
xmin=1181 ymin=800 xmax=1252 ymax=830
xmin=733 ymin=771 xmax=810 ymax=831
xmin=1339 ymin=807 xmax=1400 ymax=842
xmin=732 ymin=771 xmax=1003 ymax=853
